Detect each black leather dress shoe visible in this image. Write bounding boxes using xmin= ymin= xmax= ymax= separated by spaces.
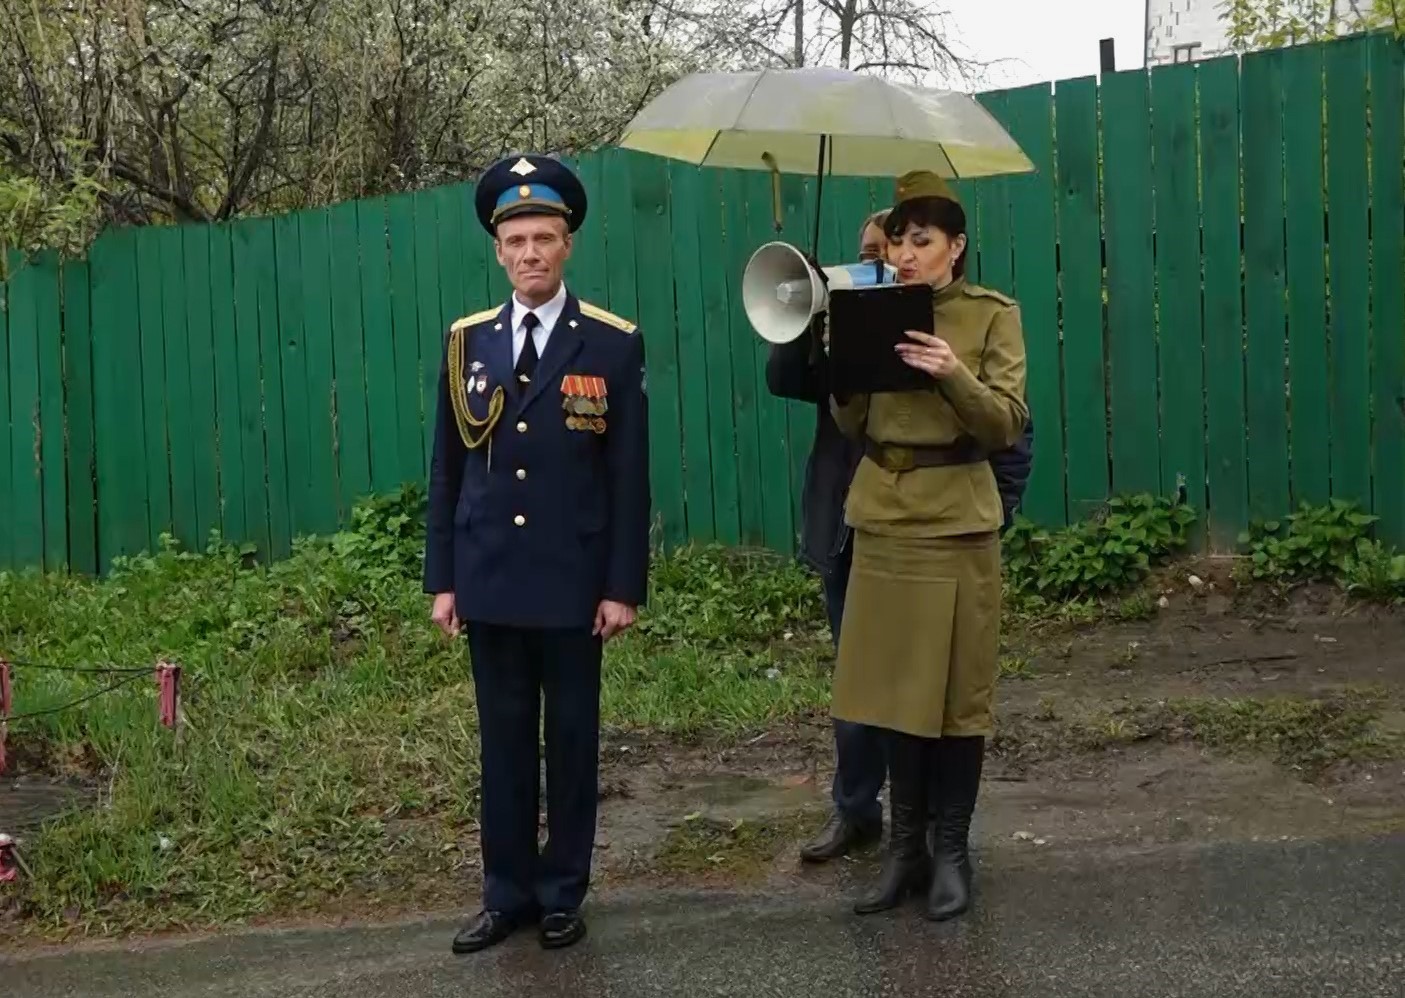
xmin=800 ymin=811 xmax=882 ymax=863
xmin=451 ymin=910 xmax=529 ymax=954
xmin=539 ymin=911 xmax=587 ymax=950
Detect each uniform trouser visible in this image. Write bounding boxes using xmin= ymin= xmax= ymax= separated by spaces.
xmin=466 ymin=622 xmax=603 ymax=916
xmin=822 ymin=535 xmax=886 ymax=827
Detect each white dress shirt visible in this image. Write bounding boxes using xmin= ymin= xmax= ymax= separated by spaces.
xmin=510 ymin=282 xmax=568 ymax=365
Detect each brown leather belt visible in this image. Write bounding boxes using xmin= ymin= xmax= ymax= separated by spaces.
xmin=864 ymin=436 xmax=987 ymax=472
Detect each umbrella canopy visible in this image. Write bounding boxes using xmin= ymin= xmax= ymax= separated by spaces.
xmin=617 ymin=67 xmax=1034 ymax=179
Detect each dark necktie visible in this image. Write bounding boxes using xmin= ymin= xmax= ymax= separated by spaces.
xmin=516 ymin=311 xmax=540 ymax=386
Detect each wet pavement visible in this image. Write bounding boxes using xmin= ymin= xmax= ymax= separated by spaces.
xmin=4 ymin=833 xmax=1404 ymax=997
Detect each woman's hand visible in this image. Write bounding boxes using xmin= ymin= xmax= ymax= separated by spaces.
xmin=895 ymin=330 xmax=961 ymax=379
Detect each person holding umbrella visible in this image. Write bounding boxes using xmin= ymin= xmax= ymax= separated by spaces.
xmin=828 ymin=170 xmax=1028 ymax=922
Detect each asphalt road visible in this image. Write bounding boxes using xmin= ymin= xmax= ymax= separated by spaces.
xmin=5 ymin=835 xmax=1404 ymax=998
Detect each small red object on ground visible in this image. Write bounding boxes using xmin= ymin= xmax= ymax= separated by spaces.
xmin=0 ymin=834 xmax=18 ymax=883
xmin=156 ymin=661 xmax=181 ymax=730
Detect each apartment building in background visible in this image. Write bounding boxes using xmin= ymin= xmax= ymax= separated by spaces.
xmin=1144 ymin=0 xmax=1376 ymax=66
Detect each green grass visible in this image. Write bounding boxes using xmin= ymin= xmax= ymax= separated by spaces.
xmin=0 ymin=524 xmax=833 ymax=937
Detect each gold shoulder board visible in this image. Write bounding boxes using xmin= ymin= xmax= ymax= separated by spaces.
xmin=962 ymin=285 xmax=1017 ymax=308
xmin=579 ymin=301 xmax=638 ymax=333
xmin=450 ymin=307 xmax=500 ymax=332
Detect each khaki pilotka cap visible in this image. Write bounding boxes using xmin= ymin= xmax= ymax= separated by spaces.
xmin=893 ymin=170 xmax=961 ymax=206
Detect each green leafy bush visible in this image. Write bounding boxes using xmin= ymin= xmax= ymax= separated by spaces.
xmin=330 ymin=483 xmax=428 ymax=586
xmin=1239 ymin=500 xmax=1379 ymax=583
xmin=1003 ymin=495 xmax=1198 ymax=601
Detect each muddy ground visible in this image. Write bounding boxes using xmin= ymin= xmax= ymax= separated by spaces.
xmin=585 ymin=564 xmax=1405 ymax=896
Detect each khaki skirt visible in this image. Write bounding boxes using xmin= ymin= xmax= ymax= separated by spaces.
xmin=832 ymin=530 xmax=1002 ymax=738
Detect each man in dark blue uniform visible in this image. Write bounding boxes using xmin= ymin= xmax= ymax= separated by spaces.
xmin=765 ymin=211 xmax=1034 ymax=864
xmin=423 ymin=153 xmax=650 ymax=955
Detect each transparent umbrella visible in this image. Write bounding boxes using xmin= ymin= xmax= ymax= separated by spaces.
xmin=617 ymin=66 xmax=1035 ymax=252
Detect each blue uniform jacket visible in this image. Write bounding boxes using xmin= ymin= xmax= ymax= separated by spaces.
xmin=423 ymin=291 xmax=651 ymax=630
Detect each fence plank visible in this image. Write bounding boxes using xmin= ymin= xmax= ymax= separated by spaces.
xmin=386 ymin=193 xmax=424 ymax=485
xmin=297 ymin=209 xmax=341 ymax=536
xmin=62 ymin=259 xmax=97 ymax=574
xmin=273 ymin=214 xmax=314 ymax=539
xmin=668 ymin=164 xmax=717 ymax=542
xmin=721 ymin=170 xmax=766 ymax=545
xmin=157 ymin=227 xmax=199 ymax=553
xmin=1004 ymin=82 xmax=1065 ymax=526
xmin=252 ymin=219 xmax=292 ymax=560
xmin=570 ymin=153 xmax=610 ymax=305
xmin=1370 ymin=34 xmax=1405 ymax=546
xmin=1102 ymin=70 xmax=1161 ymax=497
xmin=1281 ymin=42 xmax=1331 ymax=509
xmin=1242 ymin=49 xmax=1292 ymax=522
xmin=1324 ymin=36 xmax=1373 ymax=509
xmin=208 ymin=224 xmax=246 ymax=544
xmin=1053 ymin=77 xmax=1109 ymax=520
xmin=1150 ymin=63 xmax=1206 ymax=520
xmin=135 ymin=233 xmax=172 ymax=549
xmin=7 ymin=259 xmax=44 ymax=570
xmin=975 ymin=92 xmax=1014 ymax=292
xmin=433 ymin=185 xmax=467 ymax=333
xmin=0 ymin=263 xmax=9 ymax=568
xmin=181 ymin=227 xmax=221 ymax=548
xmin=456 ymin=184 xmax=491 ymax=337
xmin=32 ymin=254 xmax=66 ymax=571
xmin=230 ymin=220 xmax=272 ymax=554
xmin=748 ymin=169 xmax=796 ymax=552
xmin=1199 ymin=57 xmax=1249 ymax=547
xmin=697 ymin=168 xmax=742 ymax=546
xmin=357 ymin=197 xmax=403 ymax=494
xmin=630 ymin=152 xmax=688 ymax=549
xmin=411 ymin=191 xmax=444 ymax=465
xmin=328 ymin=202 xmax=372 ymax=518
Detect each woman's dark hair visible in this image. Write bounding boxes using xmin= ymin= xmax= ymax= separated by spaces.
xmin=882 ymin=195 xmax=969 ymax=278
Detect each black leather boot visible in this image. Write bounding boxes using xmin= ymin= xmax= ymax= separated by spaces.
xmin=926 ymin=736 xmax=984 ymax=921
xmin=854 ymin=732 xmax=931 ymax=915
xmin=800 ymin=811 xmax=882 ymax=863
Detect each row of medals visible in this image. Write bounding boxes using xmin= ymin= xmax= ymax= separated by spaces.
xmin=564 ymin=393 xmax=607 ymax=433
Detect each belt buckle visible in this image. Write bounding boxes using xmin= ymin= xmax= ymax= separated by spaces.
xmin=882 ymin=445 xmax=914 ymax=472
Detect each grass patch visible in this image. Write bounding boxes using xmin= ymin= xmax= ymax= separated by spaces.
xmin=653 ymin=810 xmax=824 ymax=879
xmin=0 ymin=497 xmax=833 ymax=938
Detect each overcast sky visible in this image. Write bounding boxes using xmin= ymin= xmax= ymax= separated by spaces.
xmin=944 ymin=0 xmax=1148 ymax=88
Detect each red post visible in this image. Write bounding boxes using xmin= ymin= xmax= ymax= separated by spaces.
xmin=0 ymin=834 xmax=16 ymax=883
xmin=155 ymin=661 xmax=181 ymax=730
xmin=0 ymin=659 xmax=11 ymax=775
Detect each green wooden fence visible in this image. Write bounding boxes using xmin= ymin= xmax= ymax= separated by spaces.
xmin=2 ymin=34 xmax=1403 ymax=576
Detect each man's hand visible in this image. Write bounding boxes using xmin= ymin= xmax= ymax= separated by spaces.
xmin=431 ymin=592 xmax=460 ymax=638
xmin=895 ymin=329 xmax=961 ymax=379
xmin=593 ymin=600 xmax=636 ymax=641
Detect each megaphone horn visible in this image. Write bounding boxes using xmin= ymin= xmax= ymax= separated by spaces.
xmin=742 ymin=242 xmax=897 ymax=344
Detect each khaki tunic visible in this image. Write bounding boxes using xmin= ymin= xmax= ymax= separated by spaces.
xmin=829 ymin=277 xmax=1029 ymax=738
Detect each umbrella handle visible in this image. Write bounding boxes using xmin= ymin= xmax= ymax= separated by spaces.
xmin=762 ymin=153 xmax=783 ymax=234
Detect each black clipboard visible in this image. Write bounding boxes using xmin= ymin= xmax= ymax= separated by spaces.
xmin=825 ymin=283 xmax=935 ymax=395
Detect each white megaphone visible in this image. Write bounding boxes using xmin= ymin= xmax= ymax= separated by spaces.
xmin=742 ymin=241 xmax=899 ymax=344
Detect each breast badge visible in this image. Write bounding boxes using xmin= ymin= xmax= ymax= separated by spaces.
xmin=561 ymin=375 xmax=608 ymax=433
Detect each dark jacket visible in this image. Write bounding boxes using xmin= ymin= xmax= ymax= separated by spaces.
xmin=765 ymin=334 xmax=1035 ymax=574
xmin=423 ymin=292 xmax=651 ymax=628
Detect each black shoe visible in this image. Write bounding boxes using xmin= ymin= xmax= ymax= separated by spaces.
xmin=854 ymin=732 xmax=931 ymax=915
xmin=926 ymin=736 xmax=984 ymax=922
xmin=539 ymin=911 xmax=587 ymax=950
xmin=451 ymin=909 xmax=530 ymax=954
xmin=800 ymin=811 xmax=882 ymax=863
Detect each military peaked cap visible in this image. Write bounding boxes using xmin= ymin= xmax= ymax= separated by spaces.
xmin=474 ymin=154 xmax=588 ymax=234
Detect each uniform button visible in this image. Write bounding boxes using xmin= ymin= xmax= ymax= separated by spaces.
xmin=516 ymin=468 xmax=527 ymax=480
xmin=513 ymin=514 xmax=526 ymax=527
xmin=516 ymin=420 xmax=527 ymax=433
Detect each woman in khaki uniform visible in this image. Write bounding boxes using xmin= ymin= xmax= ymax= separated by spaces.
xmin=830 ymin=170 xmax=1028 ymax=922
